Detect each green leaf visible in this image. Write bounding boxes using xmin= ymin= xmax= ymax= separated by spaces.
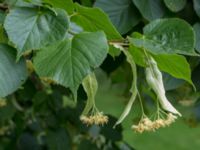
xmin=94 ymin=0 xmax=141 ymax=34
xmin=4 ymin=7 xmax=69 ymax=57
xmin=152 ymin=54 xmax=193 ymax=86
xmin=193 ymin=0 xmax=200 ymax=18
xmin=146 ymin=56 xmax=182 ymax=115
xmin=33 ymin=31 xmax=108 ymax=92
xmin=0 ymin=44 xmax=27 ymax=97
xmin=43 ymin=0 xmax=74 ymax=14
xmin=82 ymin=73 xmax=98 ymax=115
xmin=129 ymin=45 xmax=193 ymax=85
xmin=194 ymin=23 xmax=200 ymax=53
xmin=132 ymin=0 xmax=166 ymax=21
xmin=129 ymin=18 xmax=196 ymax=55
xmin=0 ymin=10 xmax=5 ymax=24
xmin=46 ymin=128 xmax=71 ymax=150
xmin=0 ymin=25 xmax=8 ymax=43
xmin=71 ymin=3 xmax=122 ymax=40
xmin=164 ymin=0 xmax=186 ymax=12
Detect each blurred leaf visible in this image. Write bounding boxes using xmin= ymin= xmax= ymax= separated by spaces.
xmin=0 ymin=44 xmax=27 ymax=97
xmin=94 ymin=0 xmax=141 ymax=34
xmin=5 ymin=0 xmax=33 ymax=7
xmin=95 ymin=69 xmax=127 ymax=118
xmin=123 ymin=120 xmax=200 ymax=150
xmin=100 ymin=116 xmax=122 ymax=142
xmin=193 ymin=0 xmax=200 ymax=18
xmin=132 ymin=0 xmax=166 ymax=21
xmin=192 ymin=64 xmax=200 ymax=91
xmin=46 ymin=128 xmax=71 ymax=150
xmin=0 ymin=100 xmax=16 ymax=122
xmin=163 ymin=73 xmax=184 ymax=91
xmin=164 ymin=0 xmax=186 ymax=12
xmin=0 ymin=10 xmax=5 ymax=24
xmin=0 ymin=25 xmax=8 ymax=43
xmin=80 ymin=0 xmax=92 ymax=6
xmin=78 ymin=139 xmax=99 ymax=150
xmin=194 ymin=23 xmax=200 ymax=53
xmin=17 ymin=133 xmax=40 ymax=150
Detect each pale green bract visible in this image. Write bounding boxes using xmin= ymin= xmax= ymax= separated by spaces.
xmin=111 ymin=43 xmax=138 ymax=127
xmin=82 ymin=73 xmax=98 ymax=115
xmin=145 ymin=56 xmax=181 ymax=116
xmin=129 ymin=44 xmax=193 ymax=86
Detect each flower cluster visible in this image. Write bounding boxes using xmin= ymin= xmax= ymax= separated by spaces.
xmin=80 ymin=112 xmax=108 ymax=126
xmin=131 ymin=113 xmax=177 ymax=133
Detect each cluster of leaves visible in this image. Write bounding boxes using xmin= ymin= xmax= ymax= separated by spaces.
xmin=0 ymin=0 xmax=200 ymax=149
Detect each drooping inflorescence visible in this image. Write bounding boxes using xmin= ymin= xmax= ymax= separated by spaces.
xmin=80 ymin=73 xmax=108 ymax=126
xmin=80 ymin=112 xmax=108 ymax=126
xmin=132 ymin=113 xmax=178 ymax=133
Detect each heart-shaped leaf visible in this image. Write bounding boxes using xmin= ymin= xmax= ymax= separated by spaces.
xmin=33 ymin=31 xmax=108 ymax=92
xmin=129 ymin=19 xmax=196 ymax=55
xmin=4 ymin=7 xmax=69 ymax=57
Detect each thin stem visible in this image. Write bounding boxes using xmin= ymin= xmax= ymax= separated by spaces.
xmin=156 ymin=97 xmax=161 ymax=118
